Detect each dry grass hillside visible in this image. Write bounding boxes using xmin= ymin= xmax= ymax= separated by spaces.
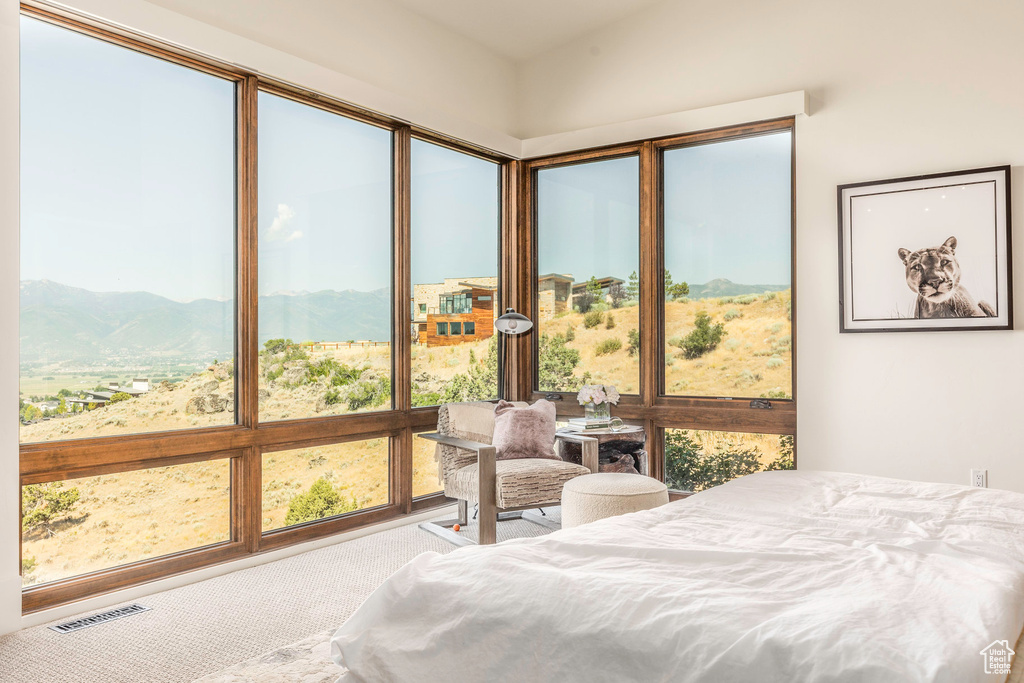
xmin=539 ymin=290 xmax=792 ymax=399
xmin=19 ymin=293 xmax=789 ymax=587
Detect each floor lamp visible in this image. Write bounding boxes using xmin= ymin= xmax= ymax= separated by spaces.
xmin=494 ymin=308 xmax=533 ymax=401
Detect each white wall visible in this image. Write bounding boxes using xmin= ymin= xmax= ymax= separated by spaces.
xmin=54 ymin=0 xmax=521 ymax=155
xmin=519 ymin=0 xmax=1024 ymax=490
xmin=0 ymin=0 xmax=22 ymax=636
xmin=144 ymin=0 xmax=519 ymax=136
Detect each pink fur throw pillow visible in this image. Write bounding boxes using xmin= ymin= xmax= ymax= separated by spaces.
xmin=491 ymin=399 xmax=558 ymax=461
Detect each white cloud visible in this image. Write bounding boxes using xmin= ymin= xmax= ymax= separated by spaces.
xmin=267 ymin=203 xmax=302 ymax=242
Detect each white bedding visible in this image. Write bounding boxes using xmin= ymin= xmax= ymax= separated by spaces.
xmin=331 ymin=471 xmax=1024 ymax=682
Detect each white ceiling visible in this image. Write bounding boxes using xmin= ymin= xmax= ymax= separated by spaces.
xmin=389 ymin=0 xmax=666 ymax=61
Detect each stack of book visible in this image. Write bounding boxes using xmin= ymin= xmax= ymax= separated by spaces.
xmin=564 ymin=417 xmax=610 ymax=431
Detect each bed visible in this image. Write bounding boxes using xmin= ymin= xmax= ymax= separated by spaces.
xmin=331 ymin=470 xmax=1024 ymax=682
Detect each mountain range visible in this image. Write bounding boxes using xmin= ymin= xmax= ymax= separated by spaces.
xmin=19 ymin=280 xmax=391 ymax=363
xmin=19 ymin=277 xmax=789 ymax=364
xmin=685 ymin=278 xmax=789 ymax=299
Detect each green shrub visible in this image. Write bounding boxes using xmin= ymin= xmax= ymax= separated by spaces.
xmin=594 ymin=338 xmax=623 ymax=355
xmin=348 ymin=376 xmax=391 ymax=411
xmin=262 ymin=338 xmax=292 ymax=355
xmin=627 ymin=328 xmax=640 ymax=357
xmin=564 ymin=325 xmax=576 ymax=342
xmin=323 ymin=388 xmax=343 ymax=406
xmin=538 ymin=333 xmax=590 ymax=392
xmin=665 ymin=431 xmax=795 ymax=493
xmin=583 ymin=311 xmax=603 ymax=329
xmin=438 ymin=337 xmax=498 ymax=404
xmin=735 ymin=369 xmax=761 ymax=386
xmin=605 ymin=314 xmax=616 ymax=330
xmin=284 ymin=477 xmax=357 ymax=526
xmin=108 ymin=392 xmax=131 ymax=404
xmin=761 ymin=291 xmax=777 ymax=302
xmin=766 ymin=357 xmax=784 ymax=369
xmin=723 ymin=309 xmax=742 ymax=321
xmin=761 ymin=388 xmax=791 ymax=399
xmin=22 ymin=482 xmax=80 ymax=533
xmin=411 ymin=391 xmax=442 ymax=407
xmin=575 ymin=290 xmax=596 ymax=314
xmin=677 ymin=312 xmax=726 ymax=359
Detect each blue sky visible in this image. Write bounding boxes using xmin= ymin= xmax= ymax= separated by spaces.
xmin=257 ymin=92 xmax=392 ymax=295
xmin=663 ymin=132 xmax=792 ymax=286
xmin=21 ymin=16 xmax=790 ymax=304
xmin=538 ymin=132 xmax=792 ymax=287
xmin=20 ymin=16 xmax=236 ymax=302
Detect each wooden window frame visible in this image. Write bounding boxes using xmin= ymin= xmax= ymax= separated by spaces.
xmin=17 ymin=3 xmax=794 ymax=613
xmin=521 ymin=118 xmax=797 ymax=486
xmin=17 ymin=5 xmax=509 ymax=613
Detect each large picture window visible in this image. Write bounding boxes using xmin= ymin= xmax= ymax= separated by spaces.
xmin=535 ymin=157 xmax=640 ymax=394
xmin=16 ymin=5 xmax=794 ymax=614
xmin=19 ymin=16 xmax=236 ymax=442
xmin=257 ymin=92 xmax=393 ymax=421
xmin=662 ymin=131 xmax=793 ymax=400
xmin=410 ymin=139 xmax=499 ymax=408
xmin=22 ymin=459 xmax=232 ymax=587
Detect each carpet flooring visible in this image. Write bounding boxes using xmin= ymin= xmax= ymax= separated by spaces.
xmin=0 ymin=507 xmax=560 ymax=683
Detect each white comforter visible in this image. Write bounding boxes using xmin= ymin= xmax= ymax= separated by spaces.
xmin=331 ymin=471 xmax=1024 ymax=682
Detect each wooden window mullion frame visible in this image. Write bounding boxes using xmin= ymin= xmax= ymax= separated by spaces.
xmin=521 ymin=118 xmax=798 ymax=486
xmin=16 ymin=6 xmax=511 ymax=612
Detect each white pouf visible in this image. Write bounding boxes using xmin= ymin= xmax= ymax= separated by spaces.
xmin=561 ymin=473 xmax=669 ymax=529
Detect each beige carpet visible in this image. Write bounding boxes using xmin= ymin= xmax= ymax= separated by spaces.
xmin=0 ymin=507 xmax=560 ymax=683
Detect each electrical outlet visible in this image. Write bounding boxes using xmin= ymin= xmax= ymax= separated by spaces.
xmin=971 ymin=469 xmax=988 ymax=488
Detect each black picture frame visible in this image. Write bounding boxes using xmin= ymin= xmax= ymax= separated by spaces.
xmin=838 ymin=165 xmax=1012 ymax=333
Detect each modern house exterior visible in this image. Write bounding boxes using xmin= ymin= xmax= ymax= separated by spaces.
xmin=537 ymin=274 xmax=625 ymax=323
xmin=412 ymin=277 xmax=497 ymax=347
xmin=538 ymin=273 xmax=573 ymax=322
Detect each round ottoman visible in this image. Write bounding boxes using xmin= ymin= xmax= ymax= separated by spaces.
xmin=561 ymin=473 xmax=669 ymax=529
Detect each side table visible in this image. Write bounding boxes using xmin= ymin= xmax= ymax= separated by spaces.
xmin=555 ymin=425 xmax=648 ymax=476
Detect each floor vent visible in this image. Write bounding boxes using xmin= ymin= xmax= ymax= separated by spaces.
xmin=48 ymin=604 xmax=151 ymax=634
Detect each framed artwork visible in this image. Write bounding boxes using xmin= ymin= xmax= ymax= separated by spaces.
xmin=838 ymin=165 xmax=1012 ymax=332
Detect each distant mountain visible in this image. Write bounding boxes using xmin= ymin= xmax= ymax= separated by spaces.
xmin=686 ymin=278 xmax=789 ymax=300
xmin=19 ymin=280 xmax=391 ymax=363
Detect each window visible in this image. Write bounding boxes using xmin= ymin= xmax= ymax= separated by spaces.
xmin=464 ymin=322 xmax=476 ymax=336
xmin=19 ymin=16 xmax=236 ymax=443
xmin=413 ymin=430 xmax=442 ymax=498
xmin=18 ymin=9 xmax=512 ymax=614
xmin=257 ymin=92 xmax=393 ymax=421
xmin=662 ymin=131 xmax=793 ymax=399
xmin=536 ymin=157 xmax=640 ymax=394
xmin=262 ymin=439 xmax=389 ymax=532
xmin=410 ymin=139 xmax=499 ymax=407
xmin=22 ymin=459 xmax=231 ymax=587
xmin=665 ymin=429 xmax=793 ymax=493
xmin=438 ymin=292 xmax=473 ymax=315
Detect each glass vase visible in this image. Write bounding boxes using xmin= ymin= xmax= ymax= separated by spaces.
xmin=584 ymin=402 xmax=611 ymax=421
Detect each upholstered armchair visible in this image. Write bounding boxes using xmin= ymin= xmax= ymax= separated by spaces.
xmin=419 ymin=401 xmax=598 ymax=545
